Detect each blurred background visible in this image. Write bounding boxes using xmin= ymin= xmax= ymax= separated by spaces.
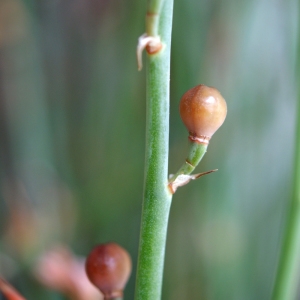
xmin=0 ymin=0 xmax=298 ymax=299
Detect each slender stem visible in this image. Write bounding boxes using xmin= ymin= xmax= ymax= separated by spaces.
xmin=169 ymin=141 xmax=207 ymax=184
xmin=147 ymin=0 xmax=163 ymax=13
xmin=272 ymin=22 xmax=300 ymax=300
xmin=135 ymin=0 xmax=173 ymax=299
xmin=146 ymin=0 xmax=164 ymax=36
xmin=272 ymin=99 xmax=300 ymax=300
xmin=146 ymin=13 xmax=160 ymax=37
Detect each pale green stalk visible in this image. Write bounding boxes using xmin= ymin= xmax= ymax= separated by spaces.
xmin=135 ymin=0 xmax=173 ymax=299
xmin=168 ymin=142 xmax=208 ymax=185
xmin=146 ymin=0 xmax=163 ymax=36
xmin=272 ymin=25 xmax=300 ymax=300
xmin=272 ymin=94 xmax=300 ymax=300
xmin=135 ymin=0 xmax=210 ymax=298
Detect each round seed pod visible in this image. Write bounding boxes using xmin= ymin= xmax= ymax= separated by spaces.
xmin=179 ymin=85 xmax=227 ymax=142
xmin=85 ymin=243 xmax=132 ymax=299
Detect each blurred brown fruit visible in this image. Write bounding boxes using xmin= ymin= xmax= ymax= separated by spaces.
xmin=85 ymin=243 xmax=132 ymax=299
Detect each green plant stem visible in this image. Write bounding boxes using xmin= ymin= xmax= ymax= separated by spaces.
xmin=272 ymin=26 xmax=300 ymax=300
xmin=272 ymin=100 xmax=300 ymax=300
xmin=146 ymin=0 xmax=163 ymax=36
xmin=169 ymin=142 xmax=207 ymax=183
xmin=135 ymin=0 xmax=173 ymax=299
xmin=147 ymin=0 xmax=163 ymax=13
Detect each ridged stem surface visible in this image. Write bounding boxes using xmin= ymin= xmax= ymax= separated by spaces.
xmin=135 ymin=0 xmax=173 ymax=299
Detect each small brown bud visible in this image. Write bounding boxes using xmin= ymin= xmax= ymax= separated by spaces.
xmin=145 ymin=41 xmax=163 ymax=55
xmin=85 ymin=243 xmax=132 ymax=299
xmin=179 ymin=85 xmax=227 ymax=142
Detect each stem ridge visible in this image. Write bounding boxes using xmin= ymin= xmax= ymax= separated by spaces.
xmin=135 ymin=0 xmax=174 ymax=299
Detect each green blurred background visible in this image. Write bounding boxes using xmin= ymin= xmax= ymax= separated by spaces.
xmin=0 ymin=0 xmax=298 ymax=299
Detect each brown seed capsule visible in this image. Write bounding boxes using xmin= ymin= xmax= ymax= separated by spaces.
xmin=179 ymin=85 xmax=227 ymax=143
xmin=85 ymin=243 xmax=132 ymax=299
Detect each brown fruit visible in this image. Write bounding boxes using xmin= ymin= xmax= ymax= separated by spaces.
xmin=85 ymin=243 xmax=132 ymax=299
xmin=179 ymin=85 xmax=227 ymax=141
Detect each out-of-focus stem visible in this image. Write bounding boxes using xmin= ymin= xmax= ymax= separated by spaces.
xmin=272 ymin=96 xmax=300 ymax=300
xmin=0 ymin=277 xmax=26 ymax=300
xmin=272 ymin=31 xmax=300 ymax=300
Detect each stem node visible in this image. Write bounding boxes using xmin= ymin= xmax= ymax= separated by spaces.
xmin=136 ymin=34 xmax=162 ymax=71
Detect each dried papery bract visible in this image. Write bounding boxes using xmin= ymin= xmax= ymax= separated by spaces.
xmin=180 ymin=84 xmax=227 ymax=143
xmin=85 ymin=243 xmax=132 ymax=300
xmin=136 ymin=34 xmax=162 ymax=70
xmin=169 ymin=169 xmax=218 ymax=194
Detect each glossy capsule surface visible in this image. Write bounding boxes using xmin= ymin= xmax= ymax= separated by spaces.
xmin=179 ymin=84 xmax=227 ymax=139
xmin=85 ymin=243 xmax=132 ymax=298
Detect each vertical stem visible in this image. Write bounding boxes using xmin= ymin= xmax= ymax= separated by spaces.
xmin=146 ymin=0 xmax=163 ymax=36
xmin=135 ymin=0 xmax=173 ymax=299
xmin=272 ymin=28 xmax=300 ymax=300
xmin=272 ymin=99 xmax=300 ymax=300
